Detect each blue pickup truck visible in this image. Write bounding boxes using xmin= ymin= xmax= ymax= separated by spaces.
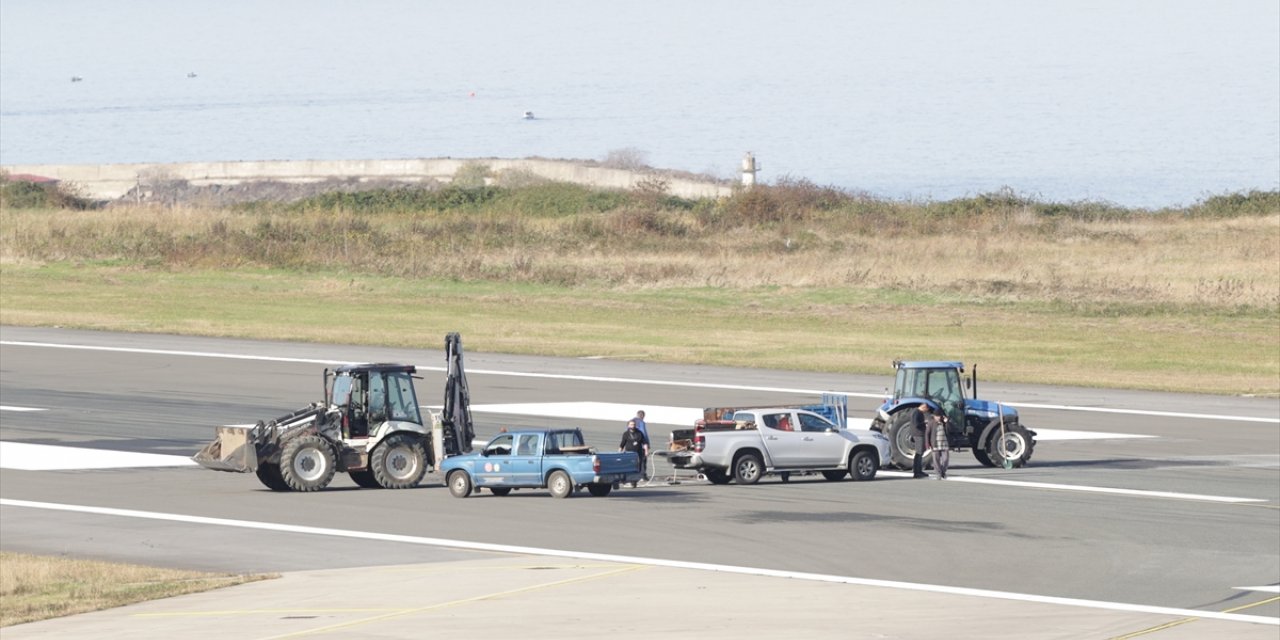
xmin=440 ymin=428 xmax=641 ymax=498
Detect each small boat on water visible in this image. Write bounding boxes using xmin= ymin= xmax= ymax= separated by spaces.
xmin=70 ymin=76 xmax=82 ymax=82
xmin=522 ymin=111 xmax=535 ymax=120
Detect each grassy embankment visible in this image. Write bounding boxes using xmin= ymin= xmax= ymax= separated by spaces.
xmin=0 ymin=552 xmax=271 ymax=627
xmin=1 ymin=171 xmax=1277 ymax=396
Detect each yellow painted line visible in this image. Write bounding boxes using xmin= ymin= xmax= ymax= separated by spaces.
xmin=260 ymin=564 xmax=648 ymax=639
xmin=135 ymin=608 xmax=402 ymax=618
xmin=1109 ymin=595 xmax=1280 ymax=639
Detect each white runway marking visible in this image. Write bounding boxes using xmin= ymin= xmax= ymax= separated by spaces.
xmin=939 ymin=474 xmax=1265 ymax=504
xmin=0 ymin=442 xmax=196 ymax=471
xmin=0 ymin=405 xmax=47 ymax=412
xmin=0 ymin=499 xmax=1273 ymax=626
xmin=1236 ymin=585 xmax=1280 ymax=593
xmin=4 ymin=340 xmax=1277 ymax=424
xmin=468 ymin=401 xmax=1153 ymax=441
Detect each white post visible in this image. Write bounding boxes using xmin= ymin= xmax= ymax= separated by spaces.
xmin=741 ymin=152 xmax=759 ymax=187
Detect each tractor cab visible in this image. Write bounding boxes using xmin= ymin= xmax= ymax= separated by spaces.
xmin=326 ymin=364 xmax=424 ymax=440
xmin=890 ymin=360 xmax=968 ymax=429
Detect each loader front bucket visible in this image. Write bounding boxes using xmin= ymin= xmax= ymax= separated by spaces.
xmin=192 ymin=426 xmax=259 ymax=473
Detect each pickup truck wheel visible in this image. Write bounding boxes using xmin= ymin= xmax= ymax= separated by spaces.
xmin=987 ymin=423 xmax=1035 ymax=468
xmin=732 ymin=453 xmax=763 ymax=485
xmin=548 ymin=470 xmax=574 ymax=498
xmin=887 ymin=411 xmax=919 ymax=470
xmin=348 ymin=470 xmax=381 ymax=488
xmin=704 ymin=469 xmax=732 ymax=485
xmin=822 ymin=470 xmax=848 ymax=481
xmin=587 ymin=483 xmax=612 ymax=497
xmin=447 ymin=470 xmax=472 ymax=497
xmin=849 ymin=449 xmax=878 ymax=481
xmin=280 ymin=435 xmax=337 ymax=491
xmin=370 ymin=434 xmax=427 ymax=489
xmin=489 ymin=487 xmax=512 ymax=496
xmin=255 ymin=463 xmax=291 ymax=491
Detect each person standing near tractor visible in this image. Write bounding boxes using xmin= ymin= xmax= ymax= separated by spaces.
xmin=912 ymin=404 xmax=930 ymax=478
xmin=924 ymin=405 xmax=949 ymax=479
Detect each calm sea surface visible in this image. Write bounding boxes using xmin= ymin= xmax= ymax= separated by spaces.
xmin=2 ymin=0 xmax=1277 ymax=207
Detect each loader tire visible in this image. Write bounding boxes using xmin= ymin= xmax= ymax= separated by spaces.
xmin=370 ymin=434 xmax=427 ymax=489
xmin=280 ymin=434 xmax=337 ymax=491
xmin=255 ymin=463 xmax=291 ymax=491
xmin=348 ymin=470 xmax=381 ymax=488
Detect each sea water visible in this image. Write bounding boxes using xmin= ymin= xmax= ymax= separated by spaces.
xmin=1 ymin=0 xmax=1276 ymax=207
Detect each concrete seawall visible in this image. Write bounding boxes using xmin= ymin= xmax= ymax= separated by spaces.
xmin=1 ymin=158 xmax=735 ymax=201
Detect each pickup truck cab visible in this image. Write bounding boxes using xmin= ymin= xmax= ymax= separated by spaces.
xmin=440 ymin=428 xmax=641 ymax=498
xmin=674 ymin=407 xmax=891 ymax=485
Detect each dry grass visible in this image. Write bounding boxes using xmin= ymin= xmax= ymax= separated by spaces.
xmin=0 ymin=552 xmax=272 ymax=627
xmin=1 ymin=184 xmax=1276 ymax=395
xmin=2 ymin=205 xmax=1277 ymax=310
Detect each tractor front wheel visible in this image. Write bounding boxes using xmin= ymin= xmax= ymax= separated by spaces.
xmin=987 ymin=423 xmax=1035 ymax=468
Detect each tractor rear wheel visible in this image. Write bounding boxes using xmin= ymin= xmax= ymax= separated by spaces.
xmin=348 ymin=470 xmax=381 ymax=488
xmin=255 ymin=463 xmax=290 ymax=491
xmin=371 ymin=434 xmax=427 ymax=489
xmin=280 ymin=435 xmax=337 ymax=491
xmin=987 ymin=423 xmax=1035 ymax=468
xmin=887 ymin=411 xmax=922 ymax=470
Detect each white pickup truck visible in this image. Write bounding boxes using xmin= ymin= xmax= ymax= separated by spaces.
xmin=670 ymin=407 xmax=892 ymax=485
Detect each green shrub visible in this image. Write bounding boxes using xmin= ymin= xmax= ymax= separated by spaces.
xmin=0 ymin=176 xmax=93 ymax=210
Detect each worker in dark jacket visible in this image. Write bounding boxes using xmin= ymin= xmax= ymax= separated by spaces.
xmin=912 ymin=404 xmax=930 ymax=478
xmin=619 ymin=419 xmax=649 ymax=487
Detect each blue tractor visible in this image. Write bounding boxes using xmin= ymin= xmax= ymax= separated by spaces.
xmin=870 ymin=360 xmax=1036 ymax=470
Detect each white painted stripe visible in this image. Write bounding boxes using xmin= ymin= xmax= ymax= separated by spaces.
xmin=1009 ymin=402 xmax=1280 ymax=424
xmin=468 ymin=401 xmax=1153 ymax=442
xmin=874 ymin=471 xmax=1266 ymax=504
xmin=0 ymin=405 xmax=47 ymax=412
xmin=0 ymin=441 xmax=196 ymax=471
xmin=1236 ymin=585 xmax=1280 ymax=594
xmin=0 ymin=498 xmax=1273 ymax=626
xmin=3 ymin=340 xmax=1277 ymax=424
